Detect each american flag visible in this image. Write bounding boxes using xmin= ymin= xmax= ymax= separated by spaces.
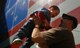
xmin=0 ymin=0 xmax=80 ymax=48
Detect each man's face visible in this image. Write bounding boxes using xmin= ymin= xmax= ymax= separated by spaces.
xmin=62 ymin=19 xmax=73 ymax=30
xmin=49 ymin=8 xmax=59 ymax=18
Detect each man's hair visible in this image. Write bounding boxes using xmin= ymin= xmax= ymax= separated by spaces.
xmin=49 ymin=5 xmax=60 ymax=13
xmin=62 ymin=14 xmax=78 ymax=29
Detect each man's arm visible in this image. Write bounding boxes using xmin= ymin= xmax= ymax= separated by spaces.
xmin=31 ymin=25 xmax=44 ymax=43
xmin=32 ymin=27 xmax=68 ymax=44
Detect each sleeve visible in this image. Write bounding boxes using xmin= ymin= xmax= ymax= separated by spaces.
xmin=42 ymin=28 xmax=68 ymax=45
xmin=15 ymin=18 xmax=35 ymax=39
xmin=37 ymin=11 xmax=46 ymax=20
xmin=37 ymin=11 xmax=51 ymax=30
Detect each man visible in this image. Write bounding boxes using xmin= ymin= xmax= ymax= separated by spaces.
xmin=32 ymin=14 xmax=78 ymax=48
xmin=13 ymin=5 xmax=60 ymax=48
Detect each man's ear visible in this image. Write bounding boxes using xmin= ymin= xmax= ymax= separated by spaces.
xmin=59 ymin=20 xmax=63 ymax=27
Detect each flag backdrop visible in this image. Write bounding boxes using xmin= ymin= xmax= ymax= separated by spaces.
xmin=0 ymin=0 xmax=80 ymax=48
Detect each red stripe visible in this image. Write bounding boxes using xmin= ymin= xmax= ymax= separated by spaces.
xmin=68 ymin=7 xmax=80 ymax=24
xmin=8 ymin=16 xmax=31 ymax=37
xmin=29 ymin=0 xmax=35 ymax=8
xmin=76 ymin=44 xmax=80 ymax=48
xmin=8 ymin=19 xmax=27 ymax=37
xmin=51 ymin=17 xmax=61 ymax=28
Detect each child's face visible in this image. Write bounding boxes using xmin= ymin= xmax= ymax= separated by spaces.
xmin=49 ymin=8 xmax=59 ymax=18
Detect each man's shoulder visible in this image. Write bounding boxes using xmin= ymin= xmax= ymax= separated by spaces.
xmin=49 ymin=27 xmax=69 ymax=32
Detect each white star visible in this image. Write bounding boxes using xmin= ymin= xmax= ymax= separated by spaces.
xmin=14 ymin=16 xmax=18 ymax=21
xmin=11 ymin=11 xmax=14 ymax=16
xmin=22 ymin=0 xmax=26 ymax=5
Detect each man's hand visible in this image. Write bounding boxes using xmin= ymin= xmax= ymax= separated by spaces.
xmin=33 ymin=15 xmax=51 ymax=30
xmin=33 ymin=16 xmax=41 ymax=25
xmin=43 ymin=19 xmax=51 ymax=30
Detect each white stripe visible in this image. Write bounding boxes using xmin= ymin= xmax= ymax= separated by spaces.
xmin=28 ymin=0 xmax=49 ymax=14
xmin=72 ymin=24 xmax=80 ymax=45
